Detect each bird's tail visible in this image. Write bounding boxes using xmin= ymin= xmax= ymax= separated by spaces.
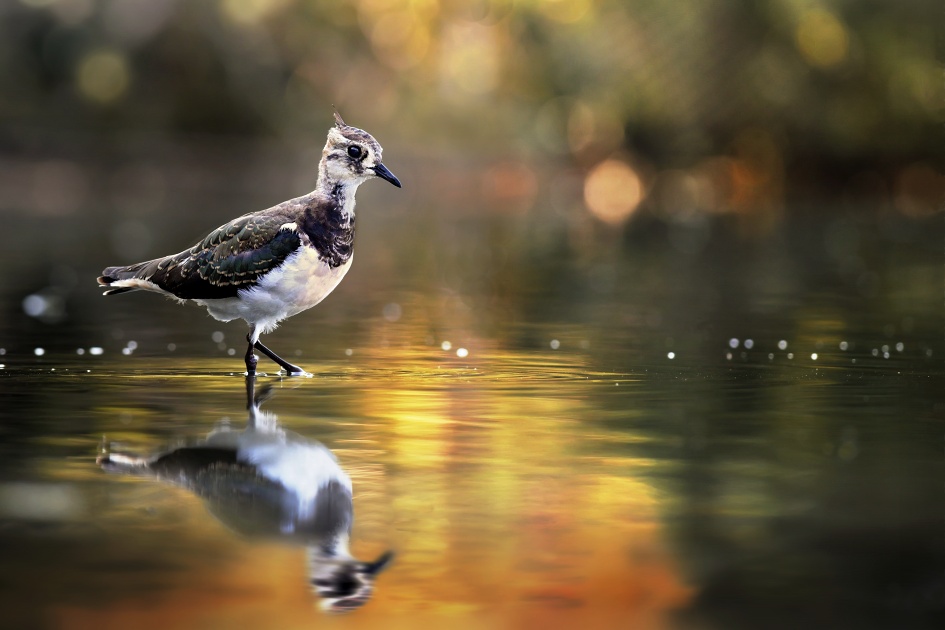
xmin=97 ymin=448 xmax=153 ymax=475
xmin=97 ymin=260 xmax=158 ymax=295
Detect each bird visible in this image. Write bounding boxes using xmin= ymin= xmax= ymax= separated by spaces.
xmin=98 ymin=112 xmax=401 ymax=376
xmin=98 ymin=377 xmax=395 ymax=613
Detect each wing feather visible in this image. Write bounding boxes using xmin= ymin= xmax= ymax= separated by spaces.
xmin=101 ymin=212 xmax=302 ymax=300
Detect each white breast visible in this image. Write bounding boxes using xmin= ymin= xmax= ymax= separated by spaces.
xmin=197 ymin=246 xmax=352 ymax=333
xmin=205 ymin=426 xmax=352 ymax=517
xmin=236 ymin=435 xmax=352 ymax=508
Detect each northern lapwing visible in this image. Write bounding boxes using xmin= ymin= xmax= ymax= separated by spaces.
xmin=98 ymin=377 xmax=394 ymax=612
xmin=98 ymin=113 xmax=401 ymax=375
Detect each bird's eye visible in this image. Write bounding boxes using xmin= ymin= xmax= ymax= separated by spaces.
xmin=347 ymin=145 xmax=362 ymax=159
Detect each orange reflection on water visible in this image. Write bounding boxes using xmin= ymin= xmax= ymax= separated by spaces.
xmin=40 ymin=347 xmax=692 ymax=629
xmin=340 ymin=353 xmax=693 ymax=627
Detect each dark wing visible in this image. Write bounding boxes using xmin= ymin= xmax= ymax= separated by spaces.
xmin=100 ymin=213 xmax=302 ymax=300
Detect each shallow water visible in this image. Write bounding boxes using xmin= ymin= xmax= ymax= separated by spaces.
xmin=1 ymin=202 xmax=942 ymax=629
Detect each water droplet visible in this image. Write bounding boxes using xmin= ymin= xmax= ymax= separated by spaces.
xmin=744 ymin=339 xmax=754 ymax=349
xmin=883 ymin=351 xmax=890 ymax=359
xmin=211 ymin=331 xmax=225 ymax=343
xmin=778 ymin=340 xmax=788 ymax=350
xmin=227 ymin=348 xmax=236 ymax=356
xmin=667 ymin=352 xmax=675 ymax=360
xmin=76 ymin=348 xmax=85 ymax=355
xmin=126 ymin=340 xmax=138 ymax=350
xmin=787 ymin=353 xmax=794 ymax=360
xmin=90 ymin=347 xmax=104 ymax=355
xmin=811 ymin=353 xmax=818 ymax=360
xmin=881 ymin=344 xmax=889 ymax=353
xmin=768 ymin=353 xmax=774 ymax=360
xmin=839 ymin=341 xmax=848 ymax=351
xmin=121 ymin=348 xmax=132 ymax=355
xmin=895 ymin=342 xmax=904 ymax=352
xmin=725 ymin=352 xmax=732 ymax=360
xmin=729 ymin=338 xmax=739 ymax=348
xmin=441 ymin=341 xmax=452 ymax=351
xmin=167 ymin=343 xmax=176 ymax=351
xmin=871 ymin=348 xmax=879 ymax=356
xmin=34 ymin=348 xmax=45 ymax=356
xmin=456 ymin=348 xmax=469 ymax=358
xmin=345 ymin=349 xmax=353 ymax=356
xmin=550 ymin=339 xmax=560 ymax=350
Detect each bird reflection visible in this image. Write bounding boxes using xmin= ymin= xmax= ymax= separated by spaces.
xmin=97 ymin=377 xmax=393 ymax=613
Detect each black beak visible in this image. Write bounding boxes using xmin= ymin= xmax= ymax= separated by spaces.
xmin=372 ymin=163 xmax=402 ymax=188
xmin=363 ymin=550 xmax=395 ymax=576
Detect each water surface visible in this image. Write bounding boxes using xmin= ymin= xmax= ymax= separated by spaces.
xmin=0 ymin=204 xmax=942 ymax=629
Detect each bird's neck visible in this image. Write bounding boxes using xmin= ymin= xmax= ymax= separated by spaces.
xmin=311 ymin=532 xmax=352 ymax=561
xmin=315 ymin=169 xmax=360 ymax=220
xmin=298 ymin=172 xmax=357 ymax=267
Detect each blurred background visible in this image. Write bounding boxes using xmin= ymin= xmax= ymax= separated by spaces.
xmin=0 ymin=0 xmax=941 ymax=355
xmin=0 ymin=1 xmax=942 ymax=629
xmin=1 ymin=0 xmax=941 ymax=271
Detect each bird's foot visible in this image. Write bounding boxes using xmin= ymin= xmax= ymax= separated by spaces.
xmin=252 ymin=340 xmax=309 ymax=376
xmin=280 ymin=363 xmax=310 ymax=377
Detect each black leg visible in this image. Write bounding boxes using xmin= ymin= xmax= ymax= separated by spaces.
xmin=244 ymin=374 xmax=255 ymax=409
xmin=244 ymin=332 xmax=258 ymax=376
xmin=254 ymin=339 xmax=306 ymax=375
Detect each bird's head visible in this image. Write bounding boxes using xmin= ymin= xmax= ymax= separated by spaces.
xmin=310 ymin=549 xmax=395 ymax=613
xmin=318 ymin=112 xmax=401 ymax=191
